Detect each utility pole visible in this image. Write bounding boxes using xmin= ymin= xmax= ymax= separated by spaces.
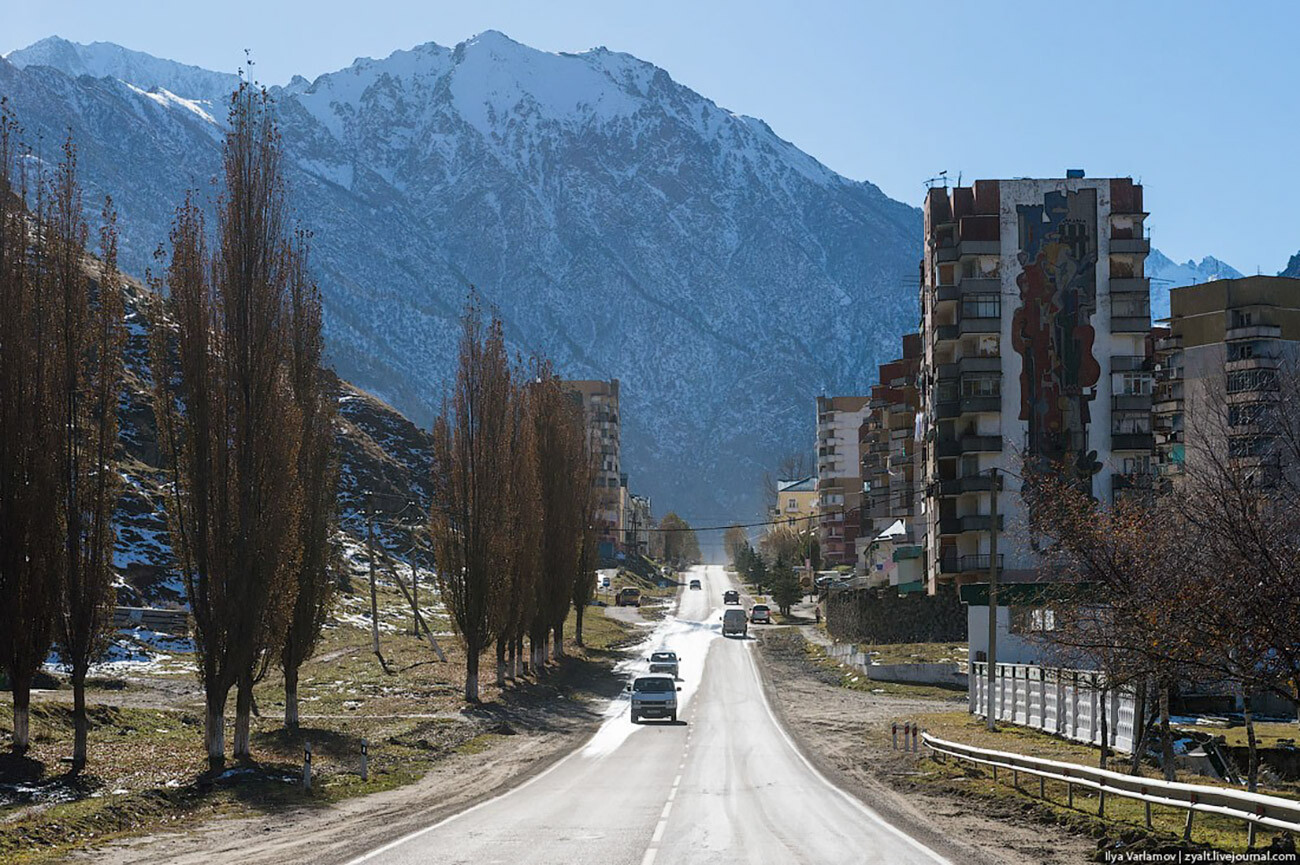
xmin=410 ymin=556 xmax=419 ymax=636
xmin=986 ymin=467 xmax=999 ymax=732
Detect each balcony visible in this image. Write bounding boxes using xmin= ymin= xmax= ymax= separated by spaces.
xmin=1225 ymin=324 xmax=1282 ymax=341
xmin=1154 ymin=335 xmax=1182 ymax=352
xmin=1110 ymin=237 xmax=1150 ymax=254
xmin=962 ymin=434 xmax=1003 ymax=452
xmin=958 ymin=277 xmax=1000 ymax=294
xmin=932 ymin=324 xmax=959 ymax=343
xmin=1110 ymin=355 xmax=1151 ymax=372
xmin=1224 ymin=356 xmax=1280 ymax=373
xmin=1111 ymin=316 xmax=1151 ymax=333
xmin=1153 ymin=398 xmax=1181 ymax=415
xmin=935 ymin=245 xmax=959 ymax=263
xmin=958 ymin=240 xmax=1001 ymax=256
xmin=1112 ymin=393 xmax=1152 ymax=411
xmin=939 ymin=515 xmax=1004 ymax=534
xmin=959 ymin=315 xmax=1001 ymax=335
xmin=935 ymin=284 xmax=961 ymax=303
xmin=932 ymin=475 xmax=994 ymax=496
xmin=1111 ymin=432 xmax=1154 ymax=451
xmin=1110 ymin=277 xmax=1150 ymax=295
xmin=959 ymin=553 xmax=1004 ymax=572
xmin=937 ymin=552 xmax=964 ymax=575
xmin=1112 ymin=472 xmax=1156 ymax=492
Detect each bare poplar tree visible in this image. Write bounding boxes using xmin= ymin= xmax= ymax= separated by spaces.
xmin=155 ymin=82 xmax=303 ymax=768
xmin=495 ymin=365 xmax=540 ymax=684
xmin=429 ymin=298 xmax=512 ymax=702
xmin=49 ymin=135 xmax=126 ymax=773
xmin=0 ymin=104 xmax=62 ymax=756
xmin=280 ymin=229 xmax=338 ymax=730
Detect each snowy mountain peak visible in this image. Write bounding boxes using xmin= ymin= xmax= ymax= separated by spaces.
xmin=6 ymin=36 xmax=240 ymax=104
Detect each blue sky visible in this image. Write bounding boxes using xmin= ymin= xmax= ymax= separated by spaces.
xmin=7 ymin=0 xmax=1298 ymax=272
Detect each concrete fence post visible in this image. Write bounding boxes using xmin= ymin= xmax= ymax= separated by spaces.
xmin=361 ymin=738 xmax=369 ymax=781
xmin=911 ymin=724 xmax=919 ymax=753
xmin=892 ymin=722 xmax=898 ymax=750
xmin=303 ymin=741 xmax=313 ymax=792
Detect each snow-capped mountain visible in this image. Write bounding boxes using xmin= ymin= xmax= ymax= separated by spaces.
xmin=1 ymin=32 xmax=921 ymax=523
xmin=1146 ymin=248 xmax=1243 ymax=321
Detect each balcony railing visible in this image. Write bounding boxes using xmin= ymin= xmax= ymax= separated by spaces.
xmin=1225 ymin=325 xmax=1282 ymax=341
xmin=1111 ymin=432 xmax=1155 ymax=451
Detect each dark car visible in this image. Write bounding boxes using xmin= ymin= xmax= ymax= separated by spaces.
xmin=723 ymin=590 xmax=740 ymax=605
xmin=688 ymin=579 xmax=702 ymax=590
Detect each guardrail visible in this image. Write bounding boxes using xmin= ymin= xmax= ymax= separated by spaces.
xmin=922 ymin=732 xmax=1300 ymax=843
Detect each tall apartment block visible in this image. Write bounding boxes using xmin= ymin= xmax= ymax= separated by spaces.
xmin=1155 ymin=276 xmax=1300 ymax=480
xmin=857 ymin=333 xmax=922 ymax=588
xmin=919 ymin=176 xmax=1153 ymax=593
xmin=815 ymin=395 xmax=871 ymax=567
xmin=565 ymin=379 xmax=623 ymax=557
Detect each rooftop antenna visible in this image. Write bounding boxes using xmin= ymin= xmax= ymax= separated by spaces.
xmin=923 ymin=170 xmax=949 ymax=190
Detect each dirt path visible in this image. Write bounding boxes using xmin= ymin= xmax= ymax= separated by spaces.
xmin=756 ymin=629 xmax=1095 ymax=865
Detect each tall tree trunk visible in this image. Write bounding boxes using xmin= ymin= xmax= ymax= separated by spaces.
xmin=233 ymin=674 xmax=253 ymax=761
xmin=284 ymin=665 xmax=300 ymax=731
xmin=10 ymin=675 xmax=31 ymax=755
xmin=517 ymin=637 xmax=526 ymax=677
xmin=1245 ymin=696 xmax=1259 ymax=793
xmin=465 ymin=645 xmax=480 ymax=702
xmin=506 ymin=639 xmax=516 ymax=681
xmin=552 ymin=623 xmax=563 ymax=661
xmin=1159 ymin=685 xmax=1175 ymax=781
xmin=205 ymin=688 xmax=228 ymax=771
xmin=574 ymin=603 xmax=585 ymax=648
xmin=495 ymin=640 xmax=507 ymax=687
xmin=71 ymin=665 xmax=89 ymax=773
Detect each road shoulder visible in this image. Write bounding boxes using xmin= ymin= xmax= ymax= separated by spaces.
xmin=753 ymin=628 xmax=1094 ymax=865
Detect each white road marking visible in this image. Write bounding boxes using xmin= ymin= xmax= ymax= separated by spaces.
xmin=667 ymin=787 xmax=677 ymax=801
xmin=661 ymin=800 xmax=673 ymax=819
xmin=672 ymin=774 xmax=681 ymax=786
xmin=652 ymin=820 xmax=667 ymax=843
xmin=641 ymin=848 xmax=658 ymax=865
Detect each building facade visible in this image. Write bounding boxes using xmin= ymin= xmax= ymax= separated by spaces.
xmin=857 ymin=333 xmax=923 ymax=587
xmin=1155 ymin=276 xmax=1300 ymax=481
xmin=623 ymin=492 xmax=653 ymax=557
xmin=919 ymin=176 xmax=1154 ymax=593
xmin=565 ymin=379 xmax=624 ymax=557
xmin=771 ymin=476 xmax=818 ymax=528
xmin=815 ymin=395 xmax=871 ymax=567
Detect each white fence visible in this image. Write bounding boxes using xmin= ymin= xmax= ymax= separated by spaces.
xmin=923 ymin=732 xmax=1300 ymax=839
xmin=826 ymin=641 xmax=967 ymax=687
xmin=970 ymin=662 xmax=1137 ymax=753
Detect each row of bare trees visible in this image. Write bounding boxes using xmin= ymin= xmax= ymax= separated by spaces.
xmin=152 ymin=81 xmax=339 ymax=770
xmin=428 ymin=300 xmax=599 ymax=703
xmin=1026 ymin=365 xmax=1300 ymax=790
xmin=0 ymin=105 xmax=127 ymax=772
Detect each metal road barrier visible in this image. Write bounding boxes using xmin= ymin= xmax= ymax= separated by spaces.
xmin=112 ymin=606 xmax=190 ymax=635
xmin=922 ymin=732 xmax=1300 ymax=840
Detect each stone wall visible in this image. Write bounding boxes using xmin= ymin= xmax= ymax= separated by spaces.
xmin=825 ymin=585 xmax=967 ymax=644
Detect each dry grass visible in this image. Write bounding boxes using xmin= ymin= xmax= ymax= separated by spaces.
xmin=911 ymin=711 xmax=1300 ymax=854
xmin=0 ymin=581 xmax=634 ymax=863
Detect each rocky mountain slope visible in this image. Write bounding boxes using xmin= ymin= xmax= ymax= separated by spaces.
xmin=113 ymin=272 xmax=433 ymax=607
xmin=1146 ymin=249 xmax=1244 ymax=321
xmin=2 ymin=32 xmax=922 ymax=523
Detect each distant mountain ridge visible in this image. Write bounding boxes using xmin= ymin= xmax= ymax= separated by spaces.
xmin=1 ymin=32 xmax=922 ymax=524
xmin=1145 ymin=249 xmax=1245 ymax=321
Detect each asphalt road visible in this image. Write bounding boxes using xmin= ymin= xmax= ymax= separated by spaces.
xmin=345 ymin=565 xmax=949 ymax=865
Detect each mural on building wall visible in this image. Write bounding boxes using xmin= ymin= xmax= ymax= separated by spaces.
xmin=1012 ymin=189 xmax=1101 ymax=476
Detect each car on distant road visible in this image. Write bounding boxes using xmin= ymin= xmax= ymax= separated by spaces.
xmin=628 ymin=675 xmax=680 ymax=723
xmin=749 ymin=604 xmax=771 ymax=624
xmin=722 ymin=608 xmax=748 ymax=637
xmin=688 ymin=579 xmax=702 ymax=590
xmin=648 ymin=650 xmax=680 ymax=677
xmin=723 ymin=590 xmax=740 ymax=605
xmin=616 ymin=587 xmax=642 ymax=607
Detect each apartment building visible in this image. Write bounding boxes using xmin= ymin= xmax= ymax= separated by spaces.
xmin=771 ymin=477 xmax=818 ymax=528
xmin=815 ymin=395 xmax=871 ymax=566
xmin=623 ymin=492 xmax=652 ymax=557
xmin=919 ymin=175 xmax=1154 ymax=593
xmin=1154 ymin=276 xmax=1300 ymax=480
xmin=565 ymin=379 xmax=623 ymax=557
xmin=857 ymin=333 xmax=923 ymax=588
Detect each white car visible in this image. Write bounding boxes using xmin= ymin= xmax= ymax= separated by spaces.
xmin=628 ymin=675 xmax=680 ymax=723
xmin=648 ymin=650 xmax=680 ymax=677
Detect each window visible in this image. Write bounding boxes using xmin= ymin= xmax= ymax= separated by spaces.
xmin=962 ymin=294 xmax=1000 ymax=319
xmin=1118 ymin=372 xmax=1152 ymax=395
xmin=1229 ymin=342 xmax=1255 ymax=361
xmin=1232 ymin=310 xmax=1254 ymax=329
xmin=1010 ymin=607 xmax=1056 ymax=634
xmin=787 ymin=498 xmax=797 ymax=511
xmin=1112 ymin=295 xmax=1150 ymax=318
xmin=1122 ymin=455 xmax=1152 ymax=475
xmin=961 ymin=455 xmax=980 ymax=478
xmin=1113 ymin=412 xmax=1151 ymax=434
xmin=962 ymin=375 xmax=1000 ymax=398
xmin=936 ymin=381 xmax=958 ymax=403
xmin=1229 ymin=403 xmax=1271 ymax=427
xmin=1229 ymin=436 xmax=1273 ymax=458
xmin=1228 ymin=369 xmax=1278 ymax=394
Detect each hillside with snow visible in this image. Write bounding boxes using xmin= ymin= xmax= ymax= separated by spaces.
xmin=1146 ymin=249 xmax=1244 ymax=321
xmin=1 ymin=31 xmax=921 ymax=523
